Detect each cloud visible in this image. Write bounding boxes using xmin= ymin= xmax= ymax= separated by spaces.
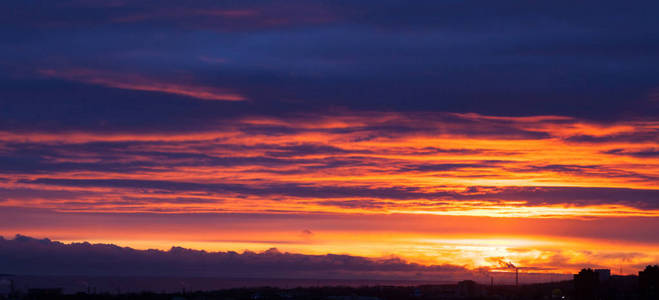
xmin=2 ymin=1 xmax=658 ymax=125
xmin=10 ymin=178 xmax=659 ymax=216
xmin=112 ymin=9 xmax=260 ymax=24
xmin=299 ymin=229 xmax=314 ymax=240
xmin=0 ymin=1 xmax=335 ymax=31
xmin=0 ymin=0 xmax=657 ymax=279
xmin=603 ymin=148 xmax=659 ymax=158
xmin=0 ymin=235 xmax=478 ymax=281
xmin=399 ymin=162 xmax=499 ymax=173
xmin=39 ymin=69 xmax=244 ymax=101
xmin=566 ymin=133 xmax=659 ymax=144
xmin=0 ymin=111 xmax=657 ymax=217
xmin=2 ymin=234 xmax=654 ymax=285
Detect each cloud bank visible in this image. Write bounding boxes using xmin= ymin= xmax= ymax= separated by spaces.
xmin=0 ymin=235 xmax=479 ymax=281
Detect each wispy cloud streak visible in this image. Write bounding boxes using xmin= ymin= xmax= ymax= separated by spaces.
xmin=39 ymin=69 xmax=245 ymax=101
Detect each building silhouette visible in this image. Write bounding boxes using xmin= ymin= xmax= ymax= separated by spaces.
xmin=595 ymin=269 xmax=611 ymax=282
xmin=639 ymin=265 xmax=659 ymax=300
xmin=455 ymin=280 xmax=484 ymax=298
xmin=574 ymin=268 xmax=599 ymax=300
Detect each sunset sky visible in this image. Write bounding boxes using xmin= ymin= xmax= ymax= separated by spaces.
xmin=1 ymin=0 xmax=658 ymax=281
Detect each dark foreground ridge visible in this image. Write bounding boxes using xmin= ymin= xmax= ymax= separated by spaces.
xmin=0 ymin=266 xmax=657 ymax=300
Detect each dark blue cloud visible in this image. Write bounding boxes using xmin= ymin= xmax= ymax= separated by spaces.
xmin=603 ymin=148 xmax=659 ymax=158
xmin=475 ymin=186 xmax=659 ymax=210
xmin=0 ymin=235 xmax=472 ymax=280
xmin=0 ymin=0 xmax=657 ymax=133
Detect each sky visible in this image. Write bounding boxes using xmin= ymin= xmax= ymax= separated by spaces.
xmin=0 ymin=0 xmax=658 ymax=281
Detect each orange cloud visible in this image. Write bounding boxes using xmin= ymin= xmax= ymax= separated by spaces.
xmin=1 ymin=111 xmax=657 ymax=274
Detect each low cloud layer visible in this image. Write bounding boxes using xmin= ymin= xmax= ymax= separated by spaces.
xmin=0 ymin=235 xmax=479 ymax=281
